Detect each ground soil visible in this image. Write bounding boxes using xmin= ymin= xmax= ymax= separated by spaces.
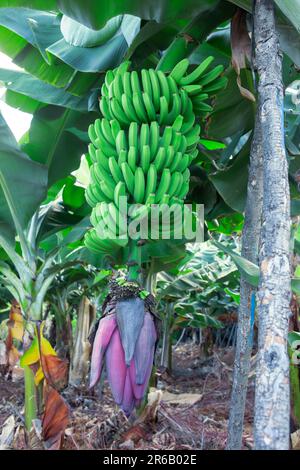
xmin=0 ymin=343 xmax=255 ymax=450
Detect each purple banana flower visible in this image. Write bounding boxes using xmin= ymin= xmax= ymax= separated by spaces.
xmin=90 ymin=298 xmax=157 ymax=416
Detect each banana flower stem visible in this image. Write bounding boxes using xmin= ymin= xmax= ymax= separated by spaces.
xmin=127 ymin=240 xmax=141 ymax=282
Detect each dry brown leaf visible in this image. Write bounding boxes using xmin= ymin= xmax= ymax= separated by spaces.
xmin=121 ymin=424 xmax=148 ymax=444
xmin=42 ymin=385 xmax=69 ymax=450
xmin=231 ymin=8 xmax=255 ymax=102
xmin=135 ymin=388 xmax=162 ymax=424
xmin=41 ymin=354 xmax=69 ymax=391
xmin=7 ymin=301 xmax=24 ymax=342
xmin=0 ymin=415 xmax=15 ymax=450
xmin=291 ymin=429 xmax=300 ymax=450
xmin=162 ymin=391 xmax=202 ymax=406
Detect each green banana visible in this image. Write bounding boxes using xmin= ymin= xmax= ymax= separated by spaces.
xmin=128 ymin=146 xmax=137 ymax=172
xmin=133 ymin=167 xmax=145 ymax=203
xmin=114 ymin=181 xmax=127 ymax=208
xmin=169 ymin=151 xmax=182 ymax=172
xmin=118 ymin=149 xmax=127 ymax=166
xmin=192 ymin=102 xmax=213 ymax=114
xmin=139 ymin=124 xmax=149 ymax=152
xmin=172 ymin=115 xmax=183 ymax=132
xmin=181 ymin=113 xmax=195 ymax=134
xmin=170 ymin=58 xmax=190 ymax=82
xmin=148 ymin=68 xmax=161 ymax=111
xmin=157 ymin=70 xmax=170 ymax=104
xmin=101 ymin=118 xmax=114 ymax=145
xmin=105 ymin=70 xmax=115 ymax=89
xmin=141 ymin=69 xmax=153 ymax=100
xmin=198 ymin=64 xmax=224 ymax=86
xmin=185 ymin=124 xmax=200 ymax=147
xmin=182 ymin=84 xmax=203 ymax=96
xmin=109 ymin=156 xmax=124 ymax=183
xmin=149 ymin=121 xmax=159 ymax=160
xmin=176 ymin=154 xmax=189 ymax=173
xmin=155 ymin=168 xmax=171 ymax=203
xmin=99 ymin=96 xmax=112 ymax=120
xmin=121 ymin=162 xmax=135 ymax=196
xmin=129 ymin=122 xmax=138 ymax=148
xmin=116 ymin=129 xmax=128 ymax=154
xmin=153 ymin=147 xmax=166 ymax=172
xmin=140 ymin=145 xmax=151 ymax=173
xmin=179 ymin=88 xmax=189 ymax=115
xmin=111 ymin=98 xmax=131 ymax=126
xmin=166 ymin=93 xmax=181 ymax=124
xmin=160 ymin=126 xmax=173 ymax=148
xmin=88 ymin=143 xmax=97 ymax=163
xmin=178 ymin=135 xmax=187 ymax=154
xmin=131 ymin=70 xmax=143 ymax=98
xmin=168 ymin=172 xmax=183 ymax=198
xmin=202 ymin=76 xmax=228 ymax=93
xmin=165 ymin=146 xmax=175 ymax=168
xmin=122 ymin=71 xmax=132 ymax=96
xmin=100 ymin=180 xmax=115 ymax=201
xmin=167 ymin=75 xmax=179 ymax=96
xmin=110 ymin=119 xmax=121 ymax=140
xmin=122 ymin=93 xmax=139 ymax=122
xmin=179 ymin=56 xmax=214 ymax=85
xmin=142 ymin=92 xmax=157 ymax=121
xmin=172 ymin=132 xmax=182 ymax=153
xmin=96 ymin=149 xmax=110 ymax=172
xmin=88 ymin=124 xmax=99 ymax=147
xmin=145 ymin=164 xmax=157 ymax=200
xmin=177 ymin=181 xmax=189 ymax=199
xmin=158 ymin=96 xmax=169 ymax=125
xmin=132 ymin=92 xmax=148 ymax=123
xmin=112 ymin=73 xmax=123 ymax=102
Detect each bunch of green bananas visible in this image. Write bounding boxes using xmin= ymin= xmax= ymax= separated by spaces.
xmin=85 ymin=58 xmax=226 ymax=255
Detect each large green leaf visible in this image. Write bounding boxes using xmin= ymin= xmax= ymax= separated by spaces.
xmin=0 ymin=1 xmax=56 ymax=9
xmin=274 ymin=1 xmax=300 ymax=34
xmin=214 ymin=241 xmax=259 ymax=286
xmin=0 ymin=9 xmax=75 ymax=87
xmin=47 ymin=15 xmax=141 ymax=73
xmin=60 ymin=15 xmax=123 ymax=47
xmin=0 ymin=8 xmax=61 ymax=59
xmin=208 ymin=67 xmax=255 ymax=138
xmin=157 ymin=2 xmax=235 ymax=71
xmin=0 ymin=9 xmax=99 ymax=92
xmin=0 ymin=113 xmax=47 ymax=242
xmin=0 ymin=68 xmax=92 ymax=111
xmin=209 ymin=137 xmax=251 ymax=213
xmin=21 ymin=106 xmax=88 ymax=187
xmin=57 ymin=0 xmax=220 ymax=30
xmin=190 ymin=27 xmax=231 ymax=68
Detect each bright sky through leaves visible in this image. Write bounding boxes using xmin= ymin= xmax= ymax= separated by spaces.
xmin=0 ymin=52 xmax=32 ymax=140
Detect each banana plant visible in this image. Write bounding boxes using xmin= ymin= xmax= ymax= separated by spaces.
xmin=0 ymin=120 xmax=84 ymax=432
xmin=0 ymin=206 xmax=83 ymax=431
xmin=155 ymin=241 xmax=238 ymax=370
xmin=83 ymin=55 xmax=227 ymax=414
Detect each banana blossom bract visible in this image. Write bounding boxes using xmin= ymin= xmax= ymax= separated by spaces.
xmin=90 ymin=298 xmax=156 ymax=415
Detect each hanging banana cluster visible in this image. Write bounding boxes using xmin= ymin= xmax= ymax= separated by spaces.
xmin=85 ymin=58 xmax=226 ymax=254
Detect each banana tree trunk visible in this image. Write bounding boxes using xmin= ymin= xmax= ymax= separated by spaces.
xmin=69 ymin=297 xmax=96 ymax=387
xmin=24 ymin=365 xmax=37 ymax=431
xmin=227 ymin=112 xmax=263 ymax=447
xmin=253 ymin=0 xmax=291 ymax=450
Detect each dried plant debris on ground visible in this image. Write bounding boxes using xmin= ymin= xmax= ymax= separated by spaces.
xmin=0 ymin=343 xmax=255 ymax=450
